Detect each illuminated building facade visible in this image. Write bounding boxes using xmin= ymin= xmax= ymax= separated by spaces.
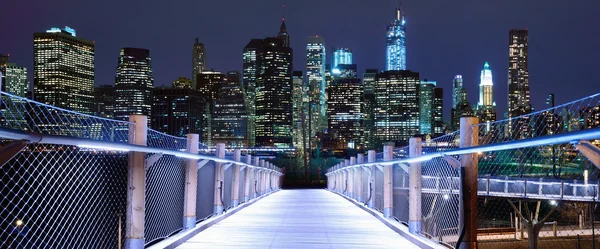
xmin=94 ymin=85 xmax=115 ymax=118
xmin=114 ymin=48 xmax=154 ymax=122
xmin=332 ymin=48 xmax=352 ymax=71
xmin=386 ymin=8 xmax=407 ymax=71
xmin=173 ymin=77 xmax=192 ymax=89
xmin=362 ymin=69 xmax=378 ymax=149
xmin=151 ymin=87 xmax=204 ymax=138
xmin=192 ymin=38 xmax=206 ymax=88
xmin=508 ymin=29 xmax=531 ymax=138
xmin=212 ymin=71 xmax=248 ymax=147
xmin=292 ymin=71 xmax=307 ymax=148
xmin=433 ymin=88 xmax=444 ymax=136
xmin=451 ymin=75 xmax=471 ymax=130
xmin=242 ymin=39 xmax=263 ymax=147
xmin=306 ymin=35 xmax=327 ymax=138
xmin=375 ymin=70 xmax=419 ymax=146
xmin=419 ymin=80 xmax=436 ymax=135
xmin=34 ymin=26 xmax=94 ymax=114
xmin=328 ymin=78 xmax=364 ymax=150
xmin=3 ymin=63 xmax=28 ymax=97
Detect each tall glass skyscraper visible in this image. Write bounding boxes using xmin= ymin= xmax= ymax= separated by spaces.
xmin=419 ymin=80 xmax=436 ymax=135
xmin=114 ymin=48 xmax=154 ymax=122
xmin=306 ymin=36 xmax=327 ymax=137
xmin=508 ymin=29 xmax=531 ymax=138
xmin=34 ymin=26 xmax=94 ymax=114
xmin=328 ymin=78 xmax=363 ymax=150
xmin=386 ymin=7 xmax=407 ymax=71
xmin=332 ymin=48 xmax=352 ymax=72
xmin=192 ymin=38 xmax=206 ymax=88
xmin=212 ymin=71 xmax=247 ymax=147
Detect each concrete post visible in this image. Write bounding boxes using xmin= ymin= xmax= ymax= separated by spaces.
xmin=183 ymin=134 xmax=199 ymax=230
xmin=350 ymin=157 xmax=356 ymax=199
xmin=259 ymin=160 xmax=265 ymax=195
xmin=383 ymin=145 xmax=394 ymax=218
xmin=231 ymin=149 xmax=241 ymax=208
xmin=368 ymin=150 xmax=376 ymax=208
xmin=409 ymin=137 xmax=423 ymax=234
xmin=244 ymin=155 xmax=252 ymax=202
xmin=213 ymin=143 xmax=226 ymax=215
xmin=345 ymin=159 xmax=351 ymax=196
xmin=125 ymin=115 xmax=147 ymax=249
xmin=459 ymin=116 xmax=479 ymax=249
xmin=357 ymin=154 xmax=364 ymax=202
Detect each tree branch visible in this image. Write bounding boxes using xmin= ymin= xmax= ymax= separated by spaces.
xmin=507 ymin=199 xmax=526 ymax=220
xmin=524 ymin=201 xmax=531 ymax=220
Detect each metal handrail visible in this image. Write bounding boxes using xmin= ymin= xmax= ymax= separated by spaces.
xmin=0 ymin=126 xmax=283 ymax=175
xmin=326 ymin=127 xmax=600 ymax=176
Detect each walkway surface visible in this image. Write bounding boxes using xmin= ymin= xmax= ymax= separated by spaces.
xmin=177 ymin=189 xmax=420 ymax=249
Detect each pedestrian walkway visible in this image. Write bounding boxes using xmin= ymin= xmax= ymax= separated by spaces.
xmin=177 ymin=189 xmax=420 ymax=249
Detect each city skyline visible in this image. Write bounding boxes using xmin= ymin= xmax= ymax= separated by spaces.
xmin=1 ymin=0 xmax=599 ymax=120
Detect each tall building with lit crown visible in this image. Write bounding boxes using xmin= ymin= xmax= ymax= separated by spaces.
xmin=306 ymin=36 xmax=327 ymax=138
xmin=419 ymin=80 xmax=436 ymax=135
xmin=386 ymin=7 xmax=407 ymax=71
xmin=332 ymin=48 xmax=352 ymax=71
xmin=34 ymin=26 xmax=94 ymax=114
xmin=375 ymin=70 xmax=419 ymax=146
xmin=277 ymin=18 xmax=290 ymax=47
xmin=212 ymin=71 xmax=247 ymax=147
xmin=328 ymin=78 xmax=363 ymax=150
xmin=192 ymin=38 xmax=206 ymax=88
xmin=255 ymin=37 xmax=293 ymax=147
xmin=477 ymin=62 xmax=497 ymax=127
xmin=114 ymin=48 xmax=154 ymax=122
xmin=508 ymin=29 xmax=531 ymax=138
xmin=362 ymin=69 xmax=378 ymax=149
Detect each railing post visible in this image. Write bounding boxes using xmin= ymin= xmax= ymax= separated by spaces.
xmin=244 ymin=155 xmax=252 ymax=202
xmin=259 ymin=159 xmax=266 ymax=195
xmin=213 ymin=143 xmax=226 ymax=215
xmin=459 ymin=116 xmax=479 ymax=249
xmin=350 ymin=157 xmax=356 ymax=199
xmin=253 ymin=157 xmax=260 ymax=198
xmin=345 ymin=159 xmax=350 ymax=196
xmin=383 ymin=144 xmax=394 ymax=218
xmin=357 ymin=154 xmax=364 ymax=202
xmin=183 ymin=134 xmax=199 ymax=230
xmin=368 ymin=150 xmax=376 ymax=208
xmin=231 ymin=149 xmax=241 ymax=208
xmin=409 ymin=137 xmax=422 ymax=234
xmin=125 ymin=115 xmax=147 ymax=249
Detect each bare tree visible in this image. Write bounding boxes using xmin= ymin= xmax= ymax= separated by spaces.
xmin=507 ymin=200 xmax=559 ymax=249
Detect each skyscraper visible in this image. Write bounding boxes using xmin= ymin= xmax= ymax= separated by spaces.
xmin=242 ymin=39 xmax=264 ymax=147
xmin=151 ymin=87 xmax=204 ymax=138
xmin=328 ymin=78 xmax=364 ymax=150
xmin=306 ymin=36 xmax=326 ymax=138
xmin=114 ymin=48 xmax=154 ymax=122
xmin=433 ymin=88 xmax=444 ymax=137
xmin=419 ymin=80 xmax=436 ymax=135
xmin=375 ymin=70 xmax=419 ymax=146
xmin=477 ymin=62 xmax=497 ymax=126
xmin=196 ymin=70 xmax=224 ymax=103
xmin=192 ymin=38 xmax=206 ymax=88
xmin=362 ymin=69 xmax=378 ymax=149
xmin=277 ymin=18 xmax=290 ymax=47
xmin=508 ymin=29 xmax=531 ymax=138
xmin=386 ymin=7 xmax=407 ymax=71
xmin=173 ymin=77 xmax=192 ymax=89
xmin=255 ymin=37 xmax=293 ymax=147
xmin=94 ymin=85 xmax=115 ymax=118
xmin=332 ymin=48 xmax=352 ymax=70
xmin=3 ymin=63 xmax=28 ymax=97
xmin=212 ymin=71 xmax=248 ymax=147
xmin=451 ymin=75 xmax=471 ymax=131
xmin=292 ymin=71 xmax=306 ymax=148
xmin=34 ymin=26 xmax=94 ymax=114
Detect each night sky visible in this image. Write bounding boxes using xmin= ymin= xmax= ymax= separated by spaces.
xmin=1 ymin=0 xmax=599 ymax=119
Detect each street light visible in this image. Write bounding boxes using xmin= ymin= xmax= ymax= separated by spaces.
xmin=15 ymin=219 xmax=23 ymax=226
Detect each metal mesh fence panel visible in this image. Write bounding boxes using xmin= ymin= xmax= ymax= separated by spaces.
xmin=196 ymin=161 xmax=216 ymax=221
xmin=393 ymin=165 xmax=410 ymax=224
xmin=374 ymin=168 xmax=384 ymax=212
xmin=362 ymin=168 xmax=371 ymax=205
xmin=1 ymin=142 xmax=128 ymax=249
xmin=0 ymin=91 xmax=132 ymax=143
xmin=420 ymin=132 xmax=461 ymax=248
xmin=239 ymin=167 xmax=246 ymax=204
xmin=144 ymin=154 xmax=186 ymax=245
xmin=147 ymin=129 xmax=188 ymax=151
xmin=222 ymin=165 xmax=233 ymax=210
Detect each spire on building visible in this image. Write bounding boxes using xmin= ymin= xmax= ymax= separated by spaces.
xmin=277 ymin=5 xmax=290 ymax=47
